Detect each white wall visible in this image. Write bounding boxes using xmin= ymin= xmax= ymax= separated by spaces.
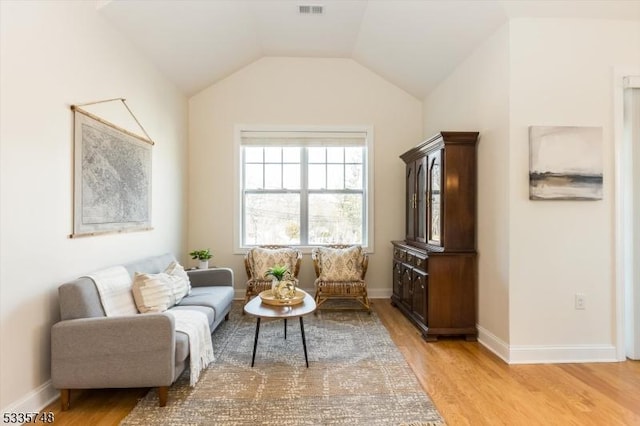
xmin=424 ymin=17 xmax=640 ymax=363
xmin=508 ymin=19 xmax=640 ymax=361
xmin=423 ymin=24 xmax=511 ymax=355
xmin=0 ymin=1 xmax=188 ymax=412
xmin=189 ymin=57 xmax=423 ymax=297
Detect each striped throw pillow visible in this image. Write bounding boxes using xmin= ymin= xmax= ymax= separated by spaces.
xmin=131 ymin=273 xmax=176 ymax=313
xmin=164 ymin=261 xmax=191 ymax=303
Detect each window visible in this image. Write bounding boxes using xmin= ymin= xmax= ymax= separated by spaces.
xmin=236 ymin=127 xmax=373 ymax=250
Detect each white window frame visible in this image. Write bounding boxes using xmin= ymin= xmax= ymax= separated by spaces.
xmin=233 ymin=124 xmax=374 ymax=254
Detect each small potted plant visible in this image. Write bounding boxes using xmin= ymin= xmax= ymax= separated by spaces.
xmin=189 ymin=249 xmax=213 ymax=269
xmin=264 ymin=265 xmax=289 ymax=281
xmin=265 ymin=265 xmax=295 ymax=299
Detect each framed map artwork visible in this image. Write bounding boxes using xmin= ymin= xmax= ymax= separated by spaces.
xmin=72 ymin=107 xmax=152 ymax=237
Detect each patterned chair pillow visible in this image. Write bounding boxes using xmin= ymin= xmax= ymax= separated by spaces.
xmin=251 ymin=247 xmax=297 ymax=279
xmin=318 ymin=246 xmax=363 ymax=281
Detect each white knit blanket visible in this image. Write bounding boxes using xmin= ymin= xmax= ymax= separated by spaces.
xmin=168 ymin=309 xmax=215 ymax=386
xmin=86 ymin=266 xmax=138 ymax=317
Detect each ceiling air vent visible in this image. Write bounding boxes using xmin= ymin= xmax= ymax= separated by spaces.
xmin=299 ymin=5 xmax=324 ymax=15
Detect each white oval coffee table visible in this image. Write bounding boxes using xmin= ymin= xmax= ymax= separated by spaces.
xmin=243 ymin=290 xmax=316 ymax=367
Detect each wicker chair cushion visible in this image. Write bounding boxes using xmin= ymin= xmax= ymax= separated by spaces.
xmin=250 ymin=247 xmax=298 ymax=279
xmin=317 ymin=246 xmax=363 ymax=281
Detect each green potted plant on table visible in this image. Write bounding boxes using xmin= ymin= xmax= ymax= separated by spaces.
xmin=265 ymin=265 xmax=295 ymax=299
xmin=189 ymin=249 xmax=213 ymax=269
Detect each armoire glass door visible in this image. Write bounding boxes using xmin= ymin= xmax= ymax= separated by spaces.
xmin=415 ymin=157 xmax=427 ymax=243
xmin=428 ymin=151 xmax=442 ymax=246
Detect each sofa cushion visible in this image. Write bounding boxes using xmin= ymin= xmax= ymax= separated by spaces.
xmin=131 ymin=273 xmax=177 ymax=313
xmin=170 ymin=305 xmax=215 ymax=330
xmin=177 ymin=286 xmax=234 ymax=323
xmin=171 ymin=305 xmax=215 ymax=365
xmin=174 ymin=331 xmax=189 ymax=364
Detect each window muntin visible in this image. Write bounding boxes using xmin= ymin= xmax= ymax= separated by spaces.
xmin=307 ymin=147 xmax=363 ymax=190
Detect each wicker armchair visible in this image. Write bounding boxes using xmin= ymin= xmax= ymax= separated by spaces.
xmin=311 ymin=245 xmax=370 ymax=313
xmin=244 ymin=245 xmax=302 ymax=305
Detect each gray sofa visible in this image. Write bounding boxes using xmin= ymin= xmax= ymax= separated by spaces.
xmin=51 ymin=253 xmax=234 ymax=409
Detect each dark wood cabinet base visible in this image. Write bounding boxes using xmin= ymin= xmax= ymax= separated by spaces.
xmin=393 ymin=132 xmax=478 ymax=343
xmin=391 ymin=294 xmax=477 ymax=342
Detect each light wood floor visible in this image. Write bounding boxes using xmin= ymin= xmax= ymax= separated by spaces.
xmin=375 ymin=300 xmax=640 ymax=426
xmin=45 ymin=299 xmax=640 ymax=425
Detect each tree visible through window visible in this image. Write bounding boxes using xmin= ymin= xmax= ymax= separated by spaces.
xmin=240 ymin=129 xmax=370 ymax=247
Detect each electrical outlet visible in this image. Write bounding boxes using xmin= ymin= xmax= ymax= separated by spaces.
xmin=575 ymin=293 xmax=586 ymax=310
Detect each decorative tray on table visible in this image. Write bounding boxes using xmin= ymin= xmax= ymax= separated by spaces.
xmin=259 ymin=289 xmax=306 ymax=306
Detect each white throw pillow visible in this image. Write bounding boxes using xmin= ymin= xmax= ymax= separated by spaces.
xmin=164 ymin=261 xmax=191 ymax=303
xmin=131 ymin=272 xmax=176 ymax=313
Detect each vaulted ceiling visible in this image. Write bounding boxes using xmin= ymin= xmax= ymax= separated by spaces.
xmin=98 ymin=0 xmax=640 ymax=99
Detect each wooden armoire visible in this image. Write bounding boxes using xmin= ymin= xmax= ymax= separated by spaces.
xmin=391 ymin=131 xmax=478 ymax=341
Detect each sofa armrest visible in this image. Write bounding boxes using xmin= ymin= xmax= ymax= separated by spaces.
xmin=51 ymin=314 xmax=176 ymax=389
xmin=187 ymin=267 xmax=234 ymax=288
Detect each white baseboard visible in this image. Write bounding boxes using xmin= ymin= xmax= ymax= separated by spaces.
xmin=2 ymin=379 xmax=58 ymax=416
xmin=508 ymin=344 xmax=618 ymax=364
xmin=477 ymin=324 xmax=510 ymax=362
xmin=477 ymin=324 xmax=618 ymax=364
xmin=368 ymin=288 xmax=393 ymax=299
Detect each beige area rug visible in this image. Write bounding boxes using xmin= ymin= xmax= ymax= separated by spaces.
xmin=120 ymin=301 xmax=445 ymax=425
